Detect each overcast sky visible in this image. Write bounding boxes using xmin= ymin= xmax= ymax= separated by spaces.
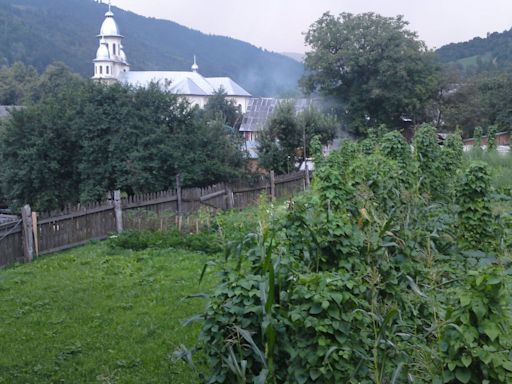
xmin=112 ymin=0 xmax=512 ymax=53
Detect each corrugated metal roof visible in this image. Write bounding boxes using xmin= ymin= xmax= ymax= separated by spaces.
xmin=240 ymin=98 xmax=279 ymax=132
xmin=117 ymin=71 xmax=251 ymax=97
xmin=239 ymin=98 xmax=320 ymax=133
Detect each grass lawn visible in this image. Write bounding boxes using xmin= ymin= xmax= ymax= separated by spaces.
xmin=0 ymin=242 xmax=215 ymax=383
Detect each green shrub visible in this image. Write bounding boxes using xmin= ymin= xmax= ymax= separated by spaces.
xmin=437 ymin=267 xmax=512 ymax=384
xmin=286 ymin=272 xmax=374 ymax=384
xmin=108 ymin=230 xmax=222 ymax=254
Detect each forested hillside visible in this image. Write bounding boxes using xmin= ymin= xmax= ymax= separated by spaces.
xmin=0 ymin=0 xmax=303 ymax=96
xmin=437 ymin=28 xmax=512 ymax=73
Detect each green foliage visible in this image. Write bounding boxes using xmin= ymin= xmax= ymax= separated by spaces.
xmin=203 ymin=88 xmax=242 ymax=129
xmin=286 ymin=272 xmax=374 ymax=383
xmin=1 ymin=82 xmax=247 ymax=211
xmin=487 ymin=125 xmax=498 ymax=151
xmin=443 ymin=131 xmax=464 ymax=173
xmin=201 ymin=274 xmax=270 ymax=383
xmin=298 ymin=106 xmax=338 ymax=147
xmin=0 ymin=61 xmax=85 ymax=105
xmin=302 ymin=12 xmax=440 ymax=135
xmin=456 ymin=162 xmax=496 ymax=251
xmin=464 ymin=150 xmax=512 ymax=195
xmin=0 ymin=62 xmax=38 ymax=104
xmin=437 ymin=27 xmax=512 ymax=75
xmin=195 ymin=127 xmax=511 ymax=384
xmin=440 ymin=69 xmax=512 ymax=135
xmin=258 ymin=102 xmax=337 ymax=173
xmin=413 ymin=124 xmax=445 ymax=198
xmin=437 ymin=267 xmax=512 ymax=384
xmin=258 ymin=101 xmax=300 ymax=173
xmin=380 ymin=130 xmax=411 ymax=168
xmin=108 ymin=229 xmax=223 ymax=254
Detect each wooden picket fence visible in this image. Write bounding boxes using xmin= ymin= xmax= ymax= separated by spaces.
xmin=0 ymin=171 xmax=307 ymax=268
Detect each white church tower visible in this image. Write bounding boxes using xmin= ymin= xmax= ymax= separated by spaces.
xmin=92 ymin=2 xmax=129 ymax=81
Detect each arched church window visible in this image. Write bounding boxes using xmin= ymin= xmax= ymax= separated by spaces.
xmin=100 ymin=66 xmax=103 ymax=74
xmin=106 ymin=66 xmax=109 ymax=75
xmin=113 ymin=44 xmax=116 ymax=55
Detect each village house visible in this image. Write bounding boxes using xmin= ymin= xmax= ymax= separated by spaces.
xmin=92 ymin=4 xmax=252 ymax=112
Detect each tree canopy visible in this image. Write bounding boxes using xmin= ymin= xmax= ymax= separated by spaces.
xmin=1 ymin=80 xmax=248 ymax=211
xmin=202 ymin=88 xmax=243 ymax=130
xmin=258 ymin=101 xmax=337 ymax=173
xmin=439 ymin=69 xmax=512 ymax=136
xmin=301 ymin=12 xmax=440 ymax=135
xmin=0 ymin=61 xmax=84 ymax=105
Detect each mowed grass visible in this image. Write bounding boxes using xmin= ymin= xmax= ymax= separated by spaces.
xmin=0 ymin=242 xmax=215 ymax=383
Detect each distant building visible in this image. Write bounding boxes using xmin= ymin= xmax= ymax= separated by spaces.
xmin=92 ymin=4 xmax=252 ymax=112
xmin=239 ymin=98 xmax=319 ymax=142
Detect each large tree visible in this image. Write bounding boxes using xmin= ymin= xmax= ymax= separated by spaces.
xmin=203 ymin=88 xmax=243 ymax=130
xmin=301 ymin=12 xmax=440 ymax=135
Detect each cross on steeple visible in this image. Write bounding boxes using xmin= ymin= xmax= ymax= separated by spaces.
xmin=108 ymin=0 xmax=112 ymax=12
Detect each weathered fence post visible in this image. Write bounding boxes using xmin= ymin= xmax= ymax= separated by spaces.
xmin=226 ymin=184 xmax=235 ymax=209
xmin=305 ymin=163 xmax=311 ymax=188
xmin=270 ymin=170 xmax=276 ymax=201
xmin=21 ymin=205 xmax=34 ymax=262
xmin=113 ymin=190 xmax=123 ymax=234
xmin=31 ymin=211 xmax=39 ymax=257
xmin=176 ymin=173 xmax=183 ymax=215
xmin=176 ymin=174 xmax=183 ymax=232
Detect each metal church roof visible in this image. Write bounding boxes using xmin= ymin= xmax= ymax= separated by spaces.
xmin=207 ymin=78 xmax=251 ymax=97
xmin=117 ymin=71 xmax=251 ymax=97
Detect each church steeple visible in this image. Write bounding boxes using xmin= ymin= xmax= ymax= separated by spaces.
xmin=92 ymin=1 xmax=129 ymax=81
xmin=191 ymin=55 xmax=199 ymax=73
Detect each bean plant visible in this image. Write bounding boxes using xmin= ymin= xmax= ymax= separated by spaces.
xmin=180 ymin=125 xmax=512 ymax=383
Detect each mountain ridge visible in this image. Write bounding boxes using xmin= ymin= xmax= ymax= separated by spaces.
xmin=0 ymin=0 xmax=304 ymax=96
xmin=436 ymin=27 xmax=512 ymax=72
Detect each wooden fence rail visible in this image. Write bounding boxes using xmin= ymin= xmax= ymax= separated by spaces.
xmin=0 ymin=171 xmax=307 ymax=269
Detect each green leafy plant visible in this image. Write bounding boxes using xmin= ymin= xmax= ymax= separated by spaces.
xmin=486 ymin=125 xmax=498 ymax=151
xmin=437 ymin=267 xmax=512 ymax=384
xmin=456 ymin=162 xmax=496 ymax=251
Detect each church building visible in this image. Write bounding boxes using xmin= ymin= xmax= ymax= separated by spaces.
xmin=92 ymin=4 xmax=252 ymax=112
